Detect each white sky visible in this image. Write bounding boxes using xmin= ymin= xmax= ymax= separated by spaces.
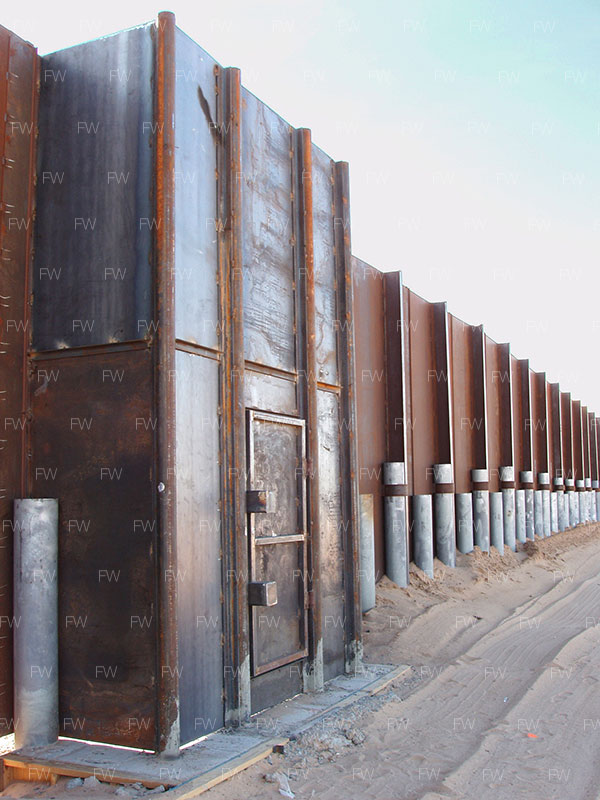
xmin=8 ymin=0 xmax=600 ymax=412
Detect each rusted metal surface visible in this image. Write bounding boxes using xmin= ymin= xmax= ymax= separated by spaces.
xmin=405 ymin=290 xmax=452 ymax=495
xmin=383 ymin=273 xmax=408 ymax=475
xmin=173 ymin=27 xmax=225 ymax=743
xmin=352 ymin=257 xmax=386 ymax=579
xmin=0 ymin=24 xmax=38 ymax=735
xmin=484 ymin=338 xmax=513 ymax=491
xmin=297 ymin=129 xmax=322 ymax=689
xmin=247 ymin=412 xmax=307 ymax=675
xmin=333 ymin=161 xmax=361 ymax=671
xmin=449 ymin=318 xmax=487 ymax=494
xmin=33 ymin=25 xmax=154 ymax=350
xmin=511 ymin=357 xmax=532 ymax=489
xmin=30 ymin=347 xmax=157 ymax=748
xmin=582 ymin=406 xmax=591 ymax=482
xmin=218 ymin=65 xmax=249 ymax=727
xmin=155 ymin=10 xmax=179 ymax=755
xmin=174 ymin=28 xmax=219 ymax=350
xmin=572 ymin=400 xmax=584 ymax=482
xmin=548 ymin=383 xmax=562 ymax=483
xmin=590 ymin=413 xmax=599 ymax=484
xmin=561 ymin=392 xmax=574 ymax=482
xmin=530 ymin=371 xmax=549 ymax=488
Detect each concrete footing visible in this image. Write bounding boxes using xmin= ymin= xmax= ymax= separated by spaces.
xmin=490 ymin=492 xmax=503 ymax=554
xmin=413 ymin=495 xmax=434 ymax=578
xmin=455 ymin=493 xmax=473 ymax=554
xmin=13 ymin=498 xmax=59 ymax=749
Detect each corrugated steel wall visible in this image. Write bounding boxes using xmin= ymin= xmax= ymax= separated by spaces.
xmin=353 ymin=265 xmax=600 ymax=581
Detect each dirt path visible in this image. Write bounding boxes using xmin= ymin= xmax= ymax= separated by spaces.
xmin=207 ymin=524 xmax=600 ymax=800
xmin=4 ymin=524 xmax=600 ymax=799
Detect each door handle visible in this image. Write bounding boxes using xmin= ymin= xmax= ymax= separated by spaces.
xmin=246 ymin=489 xmax=275 ymax=513
xmin=248 ymin=581 xmax=278 ymax=606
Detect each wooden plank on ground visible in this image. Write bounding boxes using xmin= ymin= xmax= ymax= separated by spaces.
xmin=164 ymin=737 xmax=289 ymax=799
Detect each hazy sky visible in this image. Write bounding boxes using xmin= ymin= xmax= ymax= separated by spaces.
xmin=8 ymin=0 xmax=600 ymax=411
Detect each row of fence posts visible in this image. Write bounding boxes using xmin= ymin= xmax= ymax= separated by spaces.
xmin=359 ymin=464 xmax=599 ymax=608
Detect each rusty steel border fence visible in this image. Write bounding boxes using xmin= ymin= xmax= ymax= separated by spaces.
xmin=1 ymin=14 xmax=599 ymax=753
xmin=354 ymin=259 xmax=600 ymax=595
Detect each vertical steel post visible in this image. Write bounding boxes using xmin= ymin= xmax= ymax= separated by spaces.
xmin=383 ymin=462 xmax=409 ymax=587
xmin=13 ymin=499 xmax=58 ymax=748
xmin=297 ymin=128 xmax=323 ymax=691
xmin=500 ymin=466 xmax=516 ymax=551
xmin=359 ymin=495 xmax=376 ymax=612
xmin=413 ymin=495 xmax=434 ymax=578
xmin=555 ymin=478 xmax=567 ymax=532
xmin=219 ymin=65 xmax=250 ymax=724
xmin=333 ymin=161 xmax=362 ymax=673
xmin=471 ymin=469 xmax=490 ymax=552
xmin=490 ymin=492 xmax=503 ymax=553
xmin=455 ymin=494 xmax=474 ymax=554
xmin=155 ymin=10 xmax=179 ymax=755
xmin=433 ymin=463 xmax=455 ymax=567
xmin=515 ymin=490 xmax=526 ymax=542
xmin=539 ymin=473 xmax=551 ymax=537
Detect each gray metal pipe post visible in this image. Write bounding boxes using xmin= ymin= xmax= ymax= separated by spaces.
xmin=500 ymin=467 xmax=516 ymax=551
xmin=555 ymin=478 xmax=567 ymax=532
xmin=471 ymin=470 xmax=490 ymax=553
xmin=13 ymin=499 xmax=59 ymax=749
xmin=515 ymin=489 xmax=526 ymax=543
xmin=534 ymin=490 xmax=544 ymax=537
xmin=359 ymin=494 xmax=376 ymax=612
xmin=566 ymin=479 xmax=577 ymax=526
xmin=585 ymin=479 xmax=593 ymax=523
xmin=413 ymin=495 xmax=434 ymax=579
xmin=433 ymin=464 xmax=455 ymax=567
xmin=490 ymin=492 xmax=503 ymax=554
xmin=557 ymin=492 xmax=567 ymax=531
xmin=520 ymin=471 xmax=535 ymax=540
xmin=455 ymin=493 xmax=473 ymax=554
xmin=576 ymin=480 xmax=585 ymax=524
xmin=593 ymin=481 xmax=600 ymax=522
xmin=539 ymin=473 xmax=551 ymax=537
xmin=383 ymin=462 xmax=409 ymax=588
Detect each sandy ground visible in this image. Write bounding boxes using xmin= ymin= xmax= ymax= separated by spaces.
xmin=4 ymin=523 xmax=600 ymax=799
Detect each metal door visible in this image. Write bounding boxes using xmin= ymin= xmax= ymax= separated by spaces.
xmin=246 ymin=411 xmax=308 ymax=676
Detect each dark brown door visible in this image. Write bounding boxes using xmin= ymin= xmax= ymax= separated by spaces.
xmin=247 ymin=411 xmax=308 ymax=676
